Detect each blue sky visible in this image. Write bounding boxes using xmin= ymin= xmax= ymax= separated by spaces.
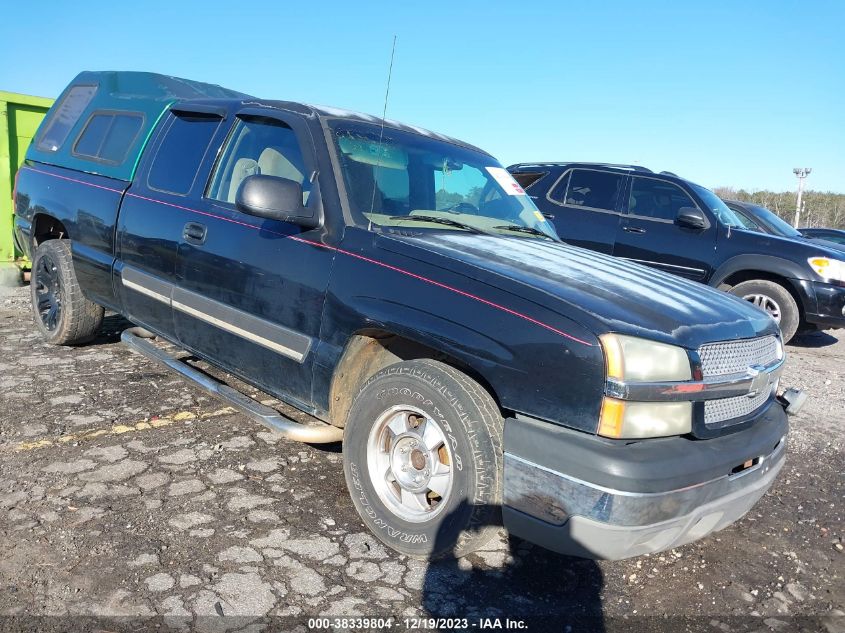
xmin=2 ymin=1 xmax=843 ymax=192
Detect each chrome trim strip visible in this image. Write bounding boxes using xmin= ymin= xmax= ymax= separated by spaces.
xmin=122 ymin=278 xmax=170 ymax=305
xmin=171 ymin=297 xmax=305 ymax=362
xmin=606 ymin=358 xmax=785 ymax=402
xmin=621 ymin=257 xmax=706 ymax=274
xmin=120 ymin=266 xmax=311 ymax=363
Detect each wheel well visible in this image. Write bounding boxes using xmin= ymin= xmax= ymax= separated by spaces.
xmin=328 ymin=330 xmax=501 ymax=428
xmin=719 ymin=270 xmax=804 ymax=317
xmin=32 ymin=215 xmax=68 ymax=246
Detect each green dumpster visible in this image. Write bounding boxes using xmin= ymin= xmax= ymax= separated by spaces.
xmin=1 ymin=90 xmax=54 ymax=286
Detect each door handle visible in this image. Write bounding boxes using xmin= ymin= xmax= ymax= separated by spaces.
xmin=183 ymin=222 xmax=207 ymax=244
xmin=622 ymin=226 xmax=646 ymax=235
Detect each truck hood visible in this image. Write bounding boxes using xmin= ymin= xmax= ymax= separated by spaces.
xmin=376 ymin=232 xmax=778 ymax=349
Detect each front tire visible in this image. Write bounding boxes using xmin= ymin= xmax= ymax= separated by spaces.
xmin=729 ymin=279 xmax=799 ymax=343
xmin=343 ymin=359 xmax=503 ymax=559
xmin=31 ymin=239 xmax=104 ymax=345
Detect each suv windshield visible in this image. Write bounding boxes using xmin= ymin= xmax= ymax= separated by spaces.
xmin=691 ymin=183 xmax=746 ymax=228
xmin=329 ymin=121 xmax=559 ymax=240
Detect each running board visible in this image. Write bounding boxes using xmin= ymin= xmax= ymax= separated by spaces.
xmin=120 ymin=329 xmax=343 ymax=444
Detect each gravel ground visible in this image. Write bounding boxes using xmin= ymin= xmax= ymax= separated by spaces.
xmin=0 ymin=284 xmax=842 ymax=633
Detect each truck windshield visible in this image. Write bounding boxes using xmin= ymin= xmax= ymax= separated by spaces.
xmin=329 ymin=120 xmax=559 ymax=240
xmin=690 ymin=183 xmax=746 ymax=228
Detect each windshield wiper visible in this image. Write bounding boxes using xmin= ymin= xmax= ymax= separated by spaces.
xmin=492 ymin=225 xmax=562 ymax=242
xmin=389 ymin=215 xmax=492 ymax=235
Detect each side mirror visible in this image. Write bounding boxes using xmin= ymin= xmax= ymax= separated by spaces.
xmin=236 ymin=174 xmax=319 ymax=229
xmin=676 ymin=206 xmax=707 ymax=230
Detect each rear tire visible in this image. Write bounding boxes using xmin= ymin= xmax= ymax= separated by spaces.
xmin=729 ymin=279 xmax=799 ymax=343
xmin=30 ymin=239 xmax=104 ymax=345
xmin=343 ymin=359 xmax=503 ymax=559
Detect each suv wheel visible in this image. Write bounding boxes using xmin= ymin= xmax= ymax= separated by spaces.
xmin=729 ymin=279 xmax=799 ymax=343
xmin=342 ymin=359 xmax=503 ymax=559
xmin=31 ymin=239 xmax=104 ymax=345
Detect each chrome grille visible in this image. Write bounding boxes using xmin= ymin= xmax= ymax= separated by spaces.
xmin=699 ymin=336 xmax=781 ymax=427
xmin=699 ymin=336 xmax=780 ymax=377
xmin=704 ymin=385 xmax=775 ymax=427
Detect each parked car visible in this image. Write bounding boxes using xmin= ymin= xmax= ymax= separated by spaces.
xmin=16 ymin=72 xmax=803 ymax=561
xmin=508 ymin=162 xmax=845 ymax=341
xmin=724 ymin=200 xmax=803 ymax=238
xmin=800 ymin=227 xmax=845 ymax=246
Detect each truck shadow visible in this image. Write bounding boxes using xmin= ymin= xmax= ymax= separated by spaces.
xmin=422 ymin=501 xmax=605 ymax=632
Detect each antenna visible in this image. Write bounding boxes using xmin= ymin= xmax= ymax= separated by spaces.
xmin=369 ymin=35 xmax=398 ymax=222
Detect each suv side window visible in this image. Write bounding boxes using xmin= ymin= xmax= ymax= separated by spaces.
xmin=550 ymin=169 xmax=623 ymax=212
xmin=629 ymin=177 xmax=696 ymax=222
xmin=207 ymin=117 xmax=311 ymax=205
xmin=147 ymin=112 xmax=223 ymax=195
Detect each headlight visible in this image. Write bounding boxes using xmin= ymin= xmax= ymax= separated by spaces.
xmin=598 ymin=334 xmax=693 ymax=439
xmin=808 ymin=257 xmax=845 ymax=283
xmin=600 ymin=333 xmax=692 ymax=382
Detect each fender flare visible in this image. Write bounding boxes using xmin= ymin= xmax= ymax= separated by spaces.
xmin=711 ymin=255 xmax=809 ymax=287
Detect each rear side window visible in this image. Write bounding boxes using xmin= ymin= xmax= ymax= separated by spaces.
xmin=551 ymin=169 xmax=624 ymax=212
xmin=36 ymin=84 xmax=98 ymax=152
xmin=511 ymin=171 xmax=547 ymax=190
xmin=73 ymin=112 xmax=144 ymax=164
xmin=147 ymin=112 xmax=222 ymax=195
xmin=629 ymin=177 xmax=696 ymax=221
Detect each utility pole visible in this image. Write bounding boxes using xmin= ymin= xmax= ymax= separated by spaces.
xmin=792 ymin=168 xmax=812 ymax=227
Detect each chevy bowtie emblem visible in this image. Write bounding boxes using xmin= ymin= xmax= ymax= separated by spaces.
xmin=747 ymin=365 xmax=771 ymax=398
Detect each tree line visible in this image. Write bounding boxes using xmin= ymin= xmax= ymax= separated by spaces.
xmin=714 ymin=187 xmax=845 ymax=229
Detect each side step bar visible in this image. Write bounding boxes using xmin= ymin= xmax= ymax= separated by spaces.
xmin=121 ymin=329 xmax=343 ymax=444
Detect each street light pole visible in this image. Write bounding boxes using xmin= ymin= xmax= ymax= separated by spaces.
xmin=792 ymin=167 xmax=812 ymax=227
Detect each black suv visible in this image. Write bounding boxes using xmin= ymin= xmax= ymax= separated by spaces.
xmin=509 ymin=163 xmax=845 ymax=342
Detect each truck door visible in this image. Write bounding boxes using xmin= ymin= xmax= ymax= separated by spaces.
xmin=613 ymin=175 xmax=715 ymax=282
xmin=540 ymin=168 xmax=625 ymax=254
xmin=115 ymin=108 xmax=225 ymax=335
xmin=173 ymin=110 xmax=332 ymax=411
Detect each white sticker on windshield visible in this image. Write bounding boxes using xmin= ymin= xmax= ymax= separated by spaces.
xmin=485 ymin=166 xmax=526 ymax=196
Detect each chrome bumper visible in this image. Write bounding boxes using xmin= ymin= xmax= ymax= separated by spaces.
xmin=505 ymin=434 xmax=785 ymax=527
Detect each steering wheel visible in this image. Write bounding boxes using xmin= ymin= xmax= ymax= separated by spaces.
xmin=443 ymin=202 xmax=479 ymax=214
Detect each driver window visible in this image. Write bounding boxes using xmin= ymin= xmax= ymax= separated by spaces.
xmin=629 ymin=177 xmax=695 ymax=222
xmin=207 ymin=116 xmax=310 ymax=205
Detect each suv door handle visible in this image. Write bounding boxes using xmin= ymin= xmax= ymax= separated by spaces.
xmin=183 ymin=222 xmax=207 ymax=245
xmin=622 ymin=226 xmax=646 ymax=235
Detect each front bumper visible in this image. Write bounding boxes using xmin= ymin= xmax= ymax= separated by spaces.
xmin=502 ymin=403 xmax=788 ymax=559
xmin=804 ymin=280 xmax=845 ymax=329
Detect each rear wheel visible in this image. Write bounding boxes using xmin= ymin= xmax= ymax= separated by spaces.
xmin=729 ymin=279 xmax=799 ymax=343
xmin=30 ymin=239 xmax=104 ymax=345
xmin=343 ymin=359 xmax=503 ymax=559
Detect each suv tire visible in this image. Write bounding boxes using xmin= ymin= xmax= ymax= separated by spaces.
xmin=31 ymin=239 xmax=104 ymax=345
xmin=729 ymin=279 xmax=799 ymax=343
xmin=343 ymin=359 xmax=503 ymax=559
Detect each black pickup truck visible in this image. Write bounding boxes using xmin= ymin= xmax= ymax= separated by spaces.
xmin=15 ymin=72 xmax=802 ymax=560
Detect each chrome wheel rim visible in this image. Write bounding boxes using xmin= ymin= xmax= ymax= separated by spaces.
xmin=743 ymin=293 xmax=782 ymax=322
xmin=34 ymin=254 xmax=62 ymax=331
xmin=366 ymin=405 xmax=453 ymax=523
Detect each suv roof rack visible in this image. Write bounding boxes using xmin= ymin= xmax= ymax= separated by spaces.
xmin=507 ymin=162 xmax=653 ymax=173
